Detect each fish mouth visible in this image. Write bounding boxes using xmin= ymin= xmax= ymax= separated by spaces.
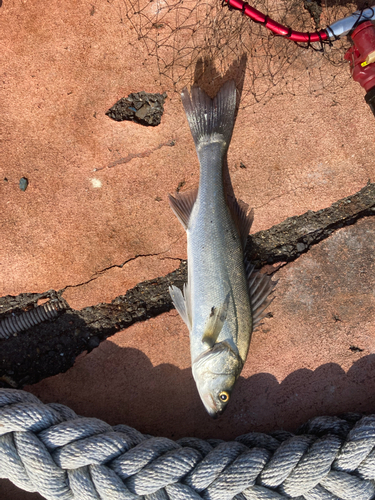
xmin=202 ymin=393 xmax=222 ymax=419
xmin=207 ymin=408 xmax=224 ymax=419
xmin=208 ymin=409 xmax=219 ymax=419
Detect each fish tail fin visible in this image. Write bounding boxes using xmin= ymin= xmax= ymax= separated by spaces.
xmin=181 ymin=80 xmax=237 ymax=151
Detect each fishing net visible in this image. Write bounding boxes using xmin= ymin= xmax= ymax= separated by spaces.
xmin=124 ymin=0 xmax=363 ymax=105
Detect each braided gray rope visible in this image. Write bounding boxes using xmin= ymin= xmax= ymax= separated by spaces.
xmin=1 ymin=390 xmax=375 ymax=500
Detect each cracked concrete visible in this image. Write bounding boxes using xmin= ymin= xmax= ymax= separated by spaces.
xmin=1 ymin=0 xmax=375 ymax=498
xmin=248 ymin=182 xmax=375 ymax=266
xmin=1 ymin=0 xmax=373 ymax=304
xmin=24 ymin=218 xmax=375 ymax=443
xmin=0 ymin=184 xmax=374 ymax=391
xmin=105 ymin=139 xmax=176 ymax=169
xmin=59 ymin=231 xmax=184 ymax=309
xmin=62 ymin=252 xmax=180 ymax=309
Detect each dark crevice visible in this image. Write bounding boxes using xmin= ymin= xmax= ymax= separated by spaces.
xmin=247 ymin=181 xmax=375 ymax=267
xmin=0 ymin=182 xmax=374 ymax=388
xmin=0 ymin=265 xmax=186 ymax=389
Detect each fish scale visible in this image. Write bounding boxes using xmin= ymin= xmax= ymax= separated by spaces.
xmin=188 ymin=140 xmax=251 ymax=359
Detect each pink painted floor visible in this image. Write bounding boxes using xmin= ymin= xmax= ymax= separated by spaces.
xmin=1 ymin=0 xmax=375 ymax=498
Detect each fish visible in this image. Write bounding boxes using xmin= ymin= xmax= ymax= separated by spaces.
xmin=168 ymin=81 xmax=276 ymax=418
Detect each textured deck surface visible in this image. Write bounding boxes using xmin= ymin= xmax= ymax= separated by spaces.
xmin=1 ymin=1 xmax=375 ymax=498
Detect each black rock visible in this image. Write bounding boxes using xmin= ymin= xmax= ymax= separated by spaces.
xmin=106 ymin=91 xmax=167 ymax=126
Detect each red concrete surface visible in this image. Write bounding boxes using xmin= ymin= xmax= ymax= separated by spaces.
xmin=1 ymin=2 xmax=373 ymax=307
xmin=5 ymin=217 xmax=375 ymax=499
xmin=26 ymin=217 xmax=375 ymax=441
xmin=1 ymin=0 xmax=375 ymax=498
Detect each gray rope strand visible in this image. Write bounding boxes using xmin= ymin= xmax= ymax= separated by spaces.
xmin=1 ymin=390 xmax=375 ymax=500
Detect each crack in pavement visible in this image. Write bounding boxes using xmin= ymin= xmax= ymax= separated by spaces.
xmin=94 ymin=139 xmax=176 ymax=171
xmin=60 ymin=237 xmax=183 ymax=292
xmin=248 ymin=181 xmax=375 ymax=267
xmin=0 ymin=182 xmax=374 ymax=387
xmin=61 ymin=253 xmax=166 ymax=292
xmin=254 ymin=191 xmax=293 ymax=210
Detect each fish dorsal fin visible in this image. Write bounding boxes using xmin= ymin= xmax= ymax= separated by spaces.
xmin=169 ymin=284 xmax=192 ymax=330
xmin=227 ymin=196 xmax=254 ymax=248
xmin=245 ymin=261 xmax=277 ymax=330
xmin=168 ymin=189 xmax=198 ymax=230
xmin=202 ymin=293 xmax=230 ymax=347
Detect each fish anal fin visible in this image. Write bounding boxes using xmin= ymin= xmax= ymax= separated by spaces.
xmin=169 ymin=285 xmax=192 ymax=330
xmin=227 ymin=196 xmax=254 ymax=248
xmin=202 ymin=293 xmax=230 ymax=347
xmin=168 ymin=188 xmax=198 ymax=230
xmin=245 ymin=260 xmax=277 ymax=331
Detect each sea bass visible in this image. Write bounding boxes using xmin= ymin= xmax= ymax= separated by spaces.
xmin=169 ymin=81 xmax=275 ymax=417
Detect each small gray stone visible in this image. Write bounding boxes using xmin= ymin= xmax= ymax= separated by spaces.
xmin=19 ymin=177 xmax=28 ymax=191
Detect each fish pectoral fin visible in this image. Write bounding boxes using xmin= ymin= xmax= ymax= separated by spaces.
xmin=202 ymin=293 xmax=230 ymax=347
xmin=168 ymin=189 xmax=198 ymax=230
xmin=169 ymin=285 xmax=192 ymax=329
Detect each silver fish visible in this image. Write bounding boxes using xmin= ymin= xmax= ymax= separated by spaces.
xmin=169 ymin=81 xmax=276 ymax=418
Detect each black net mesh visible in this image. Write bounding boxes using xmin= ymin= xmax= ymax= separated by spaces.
xmin=124 ymin=0 xmax=364 ymax=105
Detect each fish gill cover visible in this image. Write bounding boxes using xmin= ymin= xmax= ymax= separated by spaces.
xmin=124 ymin=0 xmax=360 ymax=105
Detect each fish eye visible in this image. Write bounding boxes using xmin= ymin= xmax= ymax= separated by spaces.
xmin=219 ymin=391 xmax=230 ymax=402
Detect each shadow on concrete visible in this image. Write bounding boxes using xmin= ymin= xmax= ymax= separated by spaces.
xmin=1 ymin=188 xmax=375 ymax=391
xmin=0 ymin=481 xmax=42 ymax=500
xmin=28 ymin=343 xmax=375 ymax=441
xmin=3 ymin=346 xmax=375 ymax=499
